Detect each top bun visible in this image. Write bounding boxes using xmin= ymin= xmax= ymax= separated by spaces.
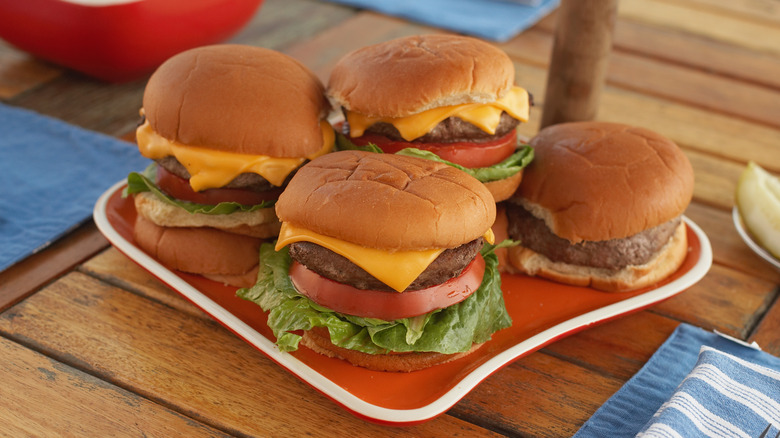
xmin=517 ymin=122 xmax=694 ymax=243
xmin=143 ymin=44 xmax=330 ymax=157
xmin=327 ymin=35 xmax=515 ymax=117
xmin=276 ymin=150 xmax=496 ymax=250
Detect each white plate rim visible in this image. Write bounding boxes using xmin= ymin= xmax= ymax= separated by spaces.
xmin=732 ymin=207 xmax=780 ymax=271
xmin=94 ymin=180 xmax=713 ymax=424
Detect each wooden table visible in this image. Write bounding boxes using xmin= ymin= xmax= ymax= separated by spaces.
xmin=2 ymin=0 xmax=779 ymax=435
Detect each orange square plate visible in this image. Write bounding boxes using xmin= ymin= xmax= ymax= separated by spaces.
xmin=94 ymin=181 xmax=712 ymax=425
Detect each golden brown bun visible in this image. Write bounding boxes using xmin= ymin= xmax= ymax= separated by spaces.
xmin=275 ymin=150 xmax=496 ymax=250
xmin=484 ymin=169 xmax=524 ymax=202
xmin=518 ymin=122 xmax=694 ymax=243
xmin=143 ymin=44 xmax=329 ymax=157
xmin=506 ymin=221 xmax=688 ymax=292
xmin=133 ymin=216 xmax=260 ymax=288
xmin=327 ymin=34 xmax=514 ymax=117
xmin=301 ymin=327 xmax=482 ymax=372
xmin=133 ymin=192 xmax=281 ymax=239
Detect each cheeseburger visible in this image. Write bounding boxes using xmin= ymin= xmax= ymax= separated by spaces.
xmin=327 ymin=34 xmax=533 ymax=202
xmin=505 ymin=122 xmax=694 ymax=292
xmin=125 ymin=44 xmax=334 ymax=287
xmin=239 ymin=150 xmax=511 ymax=372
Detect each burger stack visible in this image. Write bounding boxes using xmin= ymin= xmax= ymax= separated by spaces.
xmin=125 ymin=35 xmax=694 ymax=372
xmin=503 ymin=121 xmax=694 ymax=292
xmin=243 ymin=150 xmax=509 ymax=371
xmin=327 ymin=34 xmax=535 ymax=202
xmin=126 ymin=44 xmax=333 ymax=288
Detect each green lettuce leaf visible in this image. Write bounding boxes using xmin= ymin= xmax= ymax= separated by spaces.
xmin=237 ymin=242 xmax=512 ymax=355
xmin=334 ymin=132 xmax=383 ymax=153
xmin=123 ymin=164 xmax=275 ymax=214
xmin=333 ymin=132 xmax=534 ymax=183
xmin=396 ymin=146 xmax=534 ymax=183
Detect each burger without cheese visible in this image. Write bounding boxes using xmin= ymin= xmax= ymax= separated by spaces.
xmin=327 ymin=34 xmax=533 ymax=202
xmin=505 ymin=121 xmax=694 ymax=292
xmin=125 ymin=44 xmax=334 ymax=287
xmin=238 ymin=150 xmax=512 ymax=372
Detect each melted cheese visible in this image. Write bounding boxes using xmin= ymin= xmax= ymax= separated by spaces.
xmin=346 ymin=86 xmax=530 ymax=141
xmin=276 ymin=222 xmax=495 ymax=292
xmin=135 ymin=120 xmax=335 ymax=191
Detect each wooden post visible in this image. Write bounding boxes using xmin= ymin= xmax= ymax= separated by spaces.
xmin=540 ymin=0 xmax=618 ymax=128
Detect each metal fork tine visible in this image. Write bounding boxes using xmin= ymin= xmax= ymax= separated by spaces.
xmin=759 ymin=424 xmax=771 ymax=438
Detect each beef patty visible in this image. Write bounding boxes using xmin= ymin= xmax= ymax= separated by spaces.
xmin=288 ymin=238 xmax=484 ymax=292
xmin=343 ymin=111 xmax=520 ymax=144
xmin=505 ymin=203 xmax=681 ymax=270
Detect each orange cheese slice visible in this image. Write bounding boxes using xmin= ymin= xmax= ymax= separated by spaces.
xmin=346 ymin=86 xmax=529 ymax=141
xmin=135 ymin=120 xmax=334 ymax=191
xmin=276 ymin=222 xmax=495 ymax=292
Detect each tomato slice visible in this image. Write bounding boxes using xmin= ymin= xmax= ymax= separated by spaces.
xmin=350 ymin=130 xmax=517 ymax=169
xmin=289 ymin=254 xmax=486 ymax=320
xmin=156 ymin=165 xmax=282 ymax=206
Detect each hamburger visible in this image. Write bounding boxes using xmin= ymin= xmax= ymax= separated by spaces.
xmin=124 ymin=44 xmax=334 ymax=287
xmin=326 ymin=34 xmax=534 ymax=202
xmin=238 ymin=150 xmax=512 ymax=372
xmin=505 ymin=121 xmax=694 ymax=292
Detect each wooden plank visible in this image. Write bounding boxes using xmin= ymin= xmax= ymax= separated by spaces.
xmin=451 ymin=352 xmax=623 ymax=436
xmin=609 ymin=17 xmax=780 ymax=90
xmin=0 ymin=222 xmax=108 ymax=312
xmin=542 ymin=312 xmax=679 ymax=380
xmin=619 ymin=0 xmax=780 ymax=57
xmin=530 ymin=11 xmax=780 ymax=91
xmin=653 ymin=264 xmax=776 ymax=339
xmin=0 ymin=41 xmax=62 ymax=99
xmin=685 ymin=149 xmax=743 ymax=211
xmin=607 ymin=51 xmax=780 ymax=129
xmin=231 ymin=0 xmax=357 ymax=51
xmin=0 ymin=337 xmax=229 ymax=437
xmin=498 ymin=28 xmax=552 ymax=69
xmin=0 ymin=272 xmax=501 ymax=436
xmin=675 ymin=0 xmax=780 ymax=25
xmin=750 ymin=297 xmax=780 ymax=357
xmin=6 ymin=75 xmax=147 ymax=137
xmin=80 ymin=248 xmax=206 ymax=320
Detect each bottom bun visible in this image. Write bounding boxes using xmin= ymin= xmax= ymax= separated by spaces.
xmin=301 ymin=327 xmax=483 ymax=372
xmin=133 ymin=215 xmax=261 ymax=288
xmin=483 ymin=170 xmax=524 ymax=203
xmin=507 ymin=222 xmax=688 ymax=292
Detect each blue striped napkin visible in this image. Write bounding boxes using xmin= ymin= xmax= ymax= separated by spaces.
xmin=0 ymin=103 xmax=151 ymax=271
xmin=575 ymin=323 xmax=780 ymax=437
xmin=639 ymin=346 xmax=780 ymax=436
xmin=321 ymin=0 xmax=560 ymax=42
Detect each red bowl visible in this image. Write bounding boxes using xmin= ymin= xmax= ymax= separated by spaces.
xmin=0 ymin=0 xmax=263 ymax=82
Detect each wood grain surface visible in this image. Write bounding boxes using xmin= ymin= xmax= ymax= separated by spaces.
xmin=2 ymin=0 xmax=779 ymax=435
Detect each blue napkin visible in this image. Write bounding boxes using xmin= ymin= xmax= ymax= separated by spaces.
xmin=322 ymin=0 xmax=560 ymax=42
xmin=575 ymin=323 xmax=780 ymax=437
xmin=0 ymin=103 xmax=151 ymax=271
